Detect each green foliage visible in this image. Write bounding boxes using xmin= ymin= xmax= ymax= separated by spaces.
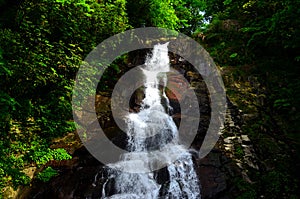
xmin=0 ymin=0 xmax=129 ymax=137
xmin=19 ymin=0 xmax=129 ymax=52
xmin=0 ymin=91 xmax=17 ymax=133
xmin=234 ymin=144 xmax=244 ymax=159
xmin=126 ymin=0 xmax=178 ymax=29
xmin=234 ymin=177 xmax=257 ymax=199
xmin=201 ymin=0 xmax=300 ymax=65
xmin=229 ymin=53 xmax=238 ymax=58
xmin=270 ymin=165 xmax=298 ymax=197
xmin=247 ymin=166 xmax=299 ymax=199
xmin=126 ymin=0 xmax=205 ymax=33
xmin=0 ymin=142 xmax=29 ymax=190
xmin=0 ymin=0 xmax=129 ymax=195
xmin=273 ymin=98 xmax=290 ymax=109
xmin=29 ymin=148 xmax=72 ymax=166
xmin=0 ymin=130 xmax=71 ymax=190
xmin=173 ymin=0 xmax=206 ymax=34
xmin=36 ymin=167 xmax=58 ymax=182
xmin=0 ymin=160 xmax=31 ymax=190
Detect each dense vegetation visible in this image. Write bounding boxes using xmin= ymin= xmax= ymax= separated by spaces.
xmin=0 ymin=0 xmax=299 ymax=198
xmin=0 ymin=0 xmax=129 ymax=194
xmin=199 ymin=0 xmax=300 ymax=198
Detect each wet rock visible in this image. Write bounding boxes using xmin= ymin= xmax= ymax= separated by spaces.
xmin=154 ymin=166 xmax=170 ymax=184
xmin=197 ymin=153 xmax=227 ymax=199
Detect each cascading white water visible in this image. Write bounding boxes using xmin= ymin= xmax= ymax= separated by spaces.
xmin=102 ymin=43 xmax=201 ymax=199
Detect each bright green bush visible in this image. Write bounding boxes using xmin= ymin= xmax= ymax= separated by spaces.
xmin=36 ymin=167 xmax=58 ymax=182
xmin=30 ymin=148 xmax=72 ymax=166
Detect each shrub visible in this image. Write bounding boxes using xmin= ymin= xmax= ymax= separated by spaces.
xmin=36 ymin=167 xmax=58 ymax=182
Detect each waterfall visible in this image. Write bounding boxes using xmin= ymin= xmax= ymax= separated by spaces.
xmin=102 ymin=43 xmax=201 ymax=199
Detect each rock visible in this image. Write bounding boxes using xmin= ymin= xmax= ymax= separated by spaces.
xmin=197 ymin=153 xmax=227 ymax=199
xmin=166 ymin=71 xmax=190 ymax=102
xmin=224 ymin=137 xmax=233 ymax=144
xmin=23 ymin=167 xmax=37 ymax=179
xmin=241 ymin=135 xmax=250 ymax=143
xmin=154 ymin=166 xmax=170 ymax=184
xmin=3 ymin=186 xmax=19 ymax=199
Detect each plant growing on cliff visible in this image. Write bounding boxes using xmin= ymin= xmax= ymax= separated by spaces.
xmin=36 ymin=167 xmax=58 ymax=182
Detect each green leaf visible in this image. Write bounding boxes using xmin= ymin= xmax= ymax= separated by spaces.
xmin=223 ymin=0 xmax=232 ymax=6
xmin=230 ymin=53 xmax=238 ymax=58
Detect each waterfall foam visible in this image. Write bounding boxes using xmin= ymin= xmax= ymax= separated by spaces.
xmin=102 ymin=43 xmax=201 ymax=199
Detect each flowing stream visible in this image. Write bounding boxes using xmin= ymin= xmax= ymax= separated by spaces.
xmin=102 ymin=43 xmax=201 ymax=199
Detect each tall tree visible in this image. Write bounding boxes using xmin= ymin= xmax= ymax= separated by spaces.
xmin=126 ymin=0 xmax=206 ymax=34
